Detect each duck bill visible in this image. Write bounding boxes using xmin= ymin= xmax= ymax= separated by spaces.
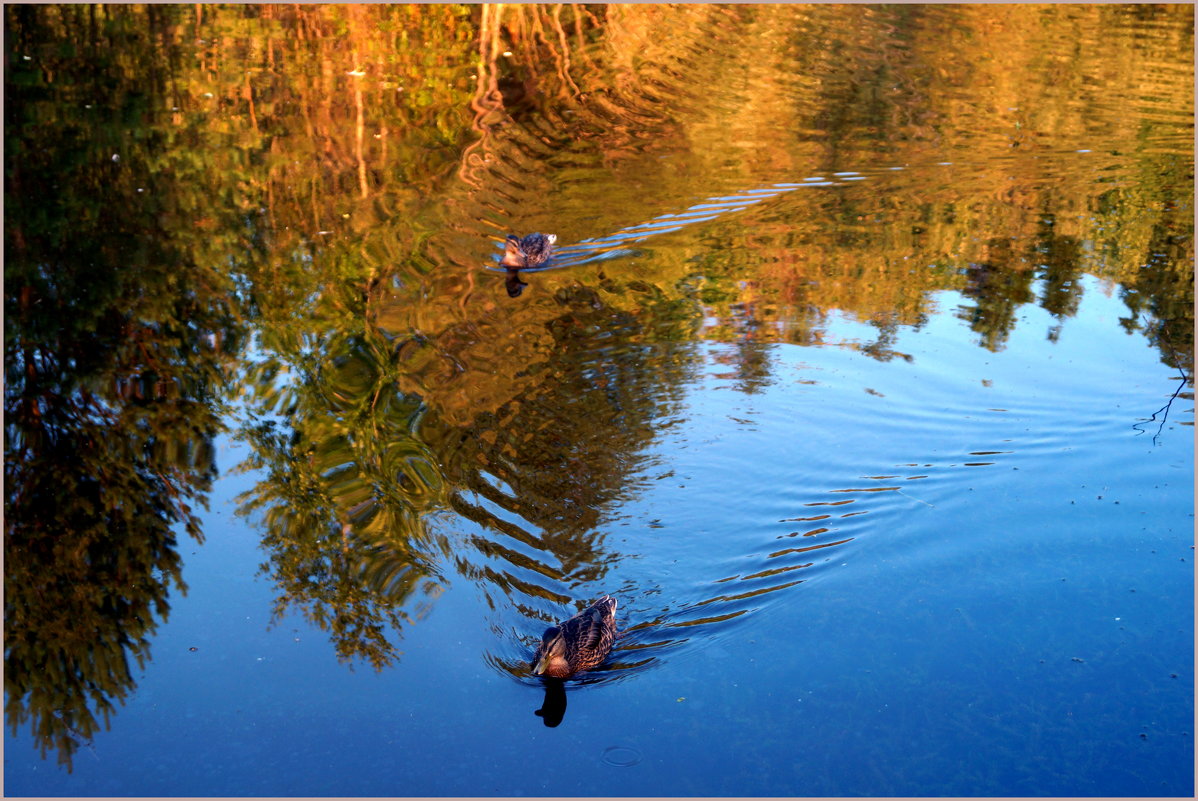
xmin=532 ymin=653 xmax=551 ymax=675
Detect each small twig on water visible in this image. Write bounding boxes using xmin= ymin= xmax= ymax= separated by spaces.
xmin=895 ymin=488 xmax=935 ymax=508
xmin=1133 ymin=320 xmax=1191 ymax=446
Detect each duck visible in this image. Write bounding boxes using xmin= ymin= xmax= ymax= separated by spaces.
xmin=531 ymin=595 xmax=618 ymax=679
xmin=502 ymin=232 xmax=557 ymax=269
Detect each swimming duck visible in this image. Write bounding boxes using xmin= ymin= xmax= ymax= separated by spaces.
xmin=502 ymin=232 xmax=557 ymax=269
xmin=532 ymin=595 xmax=618 ymax=679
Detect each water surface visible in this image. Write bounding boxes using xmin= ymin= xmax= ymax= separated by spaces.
xmin=4 ymin=4 xmax=1193 ymax=796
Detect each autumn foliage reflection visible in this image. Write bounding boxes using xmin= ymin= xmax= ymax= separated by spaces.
xmin=4 ymin=1 xmax=1193 ymax=771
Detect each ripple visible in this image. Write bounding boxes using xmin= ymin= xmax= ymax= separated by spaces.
xmin=601 ymin=746 xmax=643 ymax=767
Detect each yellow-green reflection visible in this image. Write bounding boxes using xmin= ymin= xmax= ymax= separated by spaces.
xmin=235 ymin=321 xmax=450 ymax=670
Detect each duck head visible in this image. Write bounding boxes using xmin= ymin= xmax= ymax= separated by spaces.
xmin=532 ymin=625 xmax=569 ymax=677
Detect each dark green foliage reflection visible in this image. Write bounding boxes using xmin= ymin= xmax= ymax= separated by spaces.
xmin=5 ymin=4 xmax=248 ymax=768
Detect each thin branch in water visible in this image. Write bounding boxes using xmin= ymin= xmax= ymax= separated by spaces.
xmin=1132 ymin=374 xmax=1188 ymax=446
xmin=1132 ymin=318 xmax=1190 ymax=446
xmin=894 ymin=488 xmax=935 ymax=508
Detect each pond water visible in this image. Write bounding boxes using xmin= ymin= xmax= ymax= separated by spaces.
xmin=4 ymin=4 xmax=1194 ymax=797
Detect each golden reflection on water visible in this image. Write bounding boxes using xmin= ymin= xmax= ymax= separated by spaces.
xmin=4 ymin=2 xmax=1193 ymax=768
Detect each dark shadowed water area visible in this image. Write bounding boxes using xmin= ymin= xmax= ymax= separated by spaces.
xmin=4 ymin=4 xmax=1194 ymax=796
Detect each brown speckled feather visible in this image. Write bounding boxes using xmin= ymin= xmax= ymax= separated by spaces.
xmin=532 ymin=595 xmax=618 ymax=678
xmin=501 ymin=233 xmax=557 ymax=269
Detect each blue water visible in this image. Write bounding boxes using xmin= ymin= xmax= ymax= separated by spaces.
xmin=5 ymin=4 xmax=1193 ymax=794
xmin=6 ymin=277 xmax=1191 ymax=797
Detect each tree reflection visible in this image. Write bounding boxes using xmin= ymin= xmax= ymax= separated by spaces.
xmin=5 ymin=0 xmax=1193 ymax=772
xmin=957 ymin=238 xmax=1037 ymax=352
xmin=235 ymin=327 xmax=448 ymax=670
xmin=233 ymin=267 xmax=702 ymax=668
xmin=395 ymin=280 xmax=703 ymax=611
xmin=4 ymin=3 xmax=248 ymax=769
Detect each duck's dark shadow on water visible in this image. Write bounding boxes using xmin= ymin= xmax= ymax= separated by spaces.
xmin=503 ymin=268 xmax=528 ymax=297
xmin=534 ymin=679 xmax=567 ymax=727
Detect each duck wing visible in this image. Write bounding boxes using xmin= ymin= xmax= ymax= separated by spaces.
xmin=580 ymin=607 xmax=607 ymax=651
xmin=565 ymin=597 xmax=617 ymax=652
xmin=556 ymin=606 xmax=596 ymax=649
